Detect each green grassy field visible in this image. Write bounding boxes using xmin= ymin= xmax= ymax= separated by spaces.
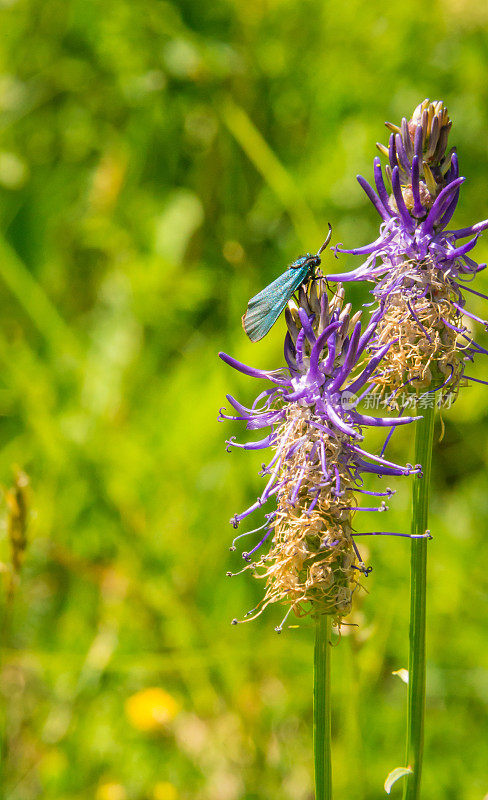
xmin=0 ymin=1 xmax=487 ymax=798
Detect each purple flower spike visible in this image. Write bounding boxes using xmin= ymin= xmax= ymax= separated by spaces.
xmin=220 ymin=278 xmax=419 ymax=628
xmin=328 ymin=99 xmax=488 ymax=403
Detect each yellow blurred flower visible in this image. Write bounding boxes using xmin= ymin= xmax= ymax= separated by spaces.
xmin=153 ymin=781 xmax=178 ymax=800
xmin=125 ymin=687 xmax=180 ymax=732
xmin=96 ymin=782 xmax=127 ymax=800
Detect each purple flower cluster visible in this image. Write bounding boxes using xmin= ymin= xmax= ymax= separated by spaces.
xmin=219 ymin=282 xmax=422 ymax=628
xmin=327 ymin=100 xmax=488 ymax=397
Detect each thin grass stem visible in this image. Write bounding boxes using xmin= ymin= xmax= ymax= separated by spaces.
xmin=314 ymin=614 xmax=332 ymax=800
xmin=220 ymin=98 xmax=322 ymax=246
xmin=402 ymin=401 xmax=435 ymax=800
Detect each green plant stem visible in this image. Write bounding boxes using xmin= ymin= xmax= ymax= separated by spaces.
xmin=402 ymin=402 xmax=435 ymax=800
xmin=314 ymin=614 xmax=332 ymax=800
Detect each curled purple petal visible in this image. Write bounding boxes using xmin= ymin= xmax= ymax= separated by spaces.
xmin=357 ymin=174 xmax=391 ymax=221
xmin=219 ymin=352 xmax=289 ymax=384
xmin=391 ymin=166 xmax=414 ymax=232
xmin=449 ymin=218 xmax=488 ymax=239
xmin=373 ymin=157 xmax=394 ymax=216
xmin=421 ymin=177 xmax=465 ymax=235
xmin=411 ymin=155 xmax=425 ymax=218
xmin=395 ymin=133 xmax=411 ymax=176
xmin=414 ymin=124 xmax=423 ymax=164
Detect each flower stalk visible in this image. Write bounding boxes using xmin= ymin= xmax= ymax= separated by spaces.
xmin=314 ymin=614 xmax=332 ymax=800
xmin=403 ymin=401 xmax=435 ymax=800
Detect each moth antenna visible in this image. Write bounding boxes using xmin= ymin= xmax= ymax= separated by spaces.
xmin=317 ymin=223 xmax=333 ymax=255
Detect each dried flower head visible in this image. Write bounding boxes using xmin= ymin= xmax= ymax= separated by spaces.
xmin=219 ymin=280 xmax=422 ymax=630
xmin=329 ymin=99 xmax=488 ymax=400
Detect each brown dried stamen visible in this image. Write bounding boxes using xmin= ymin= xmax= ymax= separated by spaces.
xmin=372 ymin=258 xmax=466 ymax=401
xmin=249 ymin=407 xmax=362 ymax=625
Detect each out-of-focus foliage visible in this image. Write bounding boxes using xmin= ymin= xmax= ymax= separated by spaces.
xmin=0 ymin=0 xmax=487 ymax=798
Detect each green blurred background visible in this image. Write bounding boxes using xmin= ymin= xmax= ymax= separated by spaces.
xmin=0 ymin=0 xmax=487 ymax=798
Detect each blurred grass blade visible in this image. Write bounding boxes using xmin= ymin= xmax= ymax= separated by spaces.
xmin=221 ymin=97 xmax=322 ymax=246
xmin=385 ymin=767 xmax=413 ymax=794
xmin=0 ymin=234 xmax=82 ymax=358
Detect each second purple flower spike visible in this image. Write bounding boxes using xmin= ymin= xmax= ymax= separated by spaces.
xmin=328 ymin=99 xmax=488 ymax=400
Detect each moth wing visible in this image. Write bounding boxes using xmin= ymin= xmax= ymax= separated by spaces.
xmin=242 ymin=266 xmax=309 ymax=342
